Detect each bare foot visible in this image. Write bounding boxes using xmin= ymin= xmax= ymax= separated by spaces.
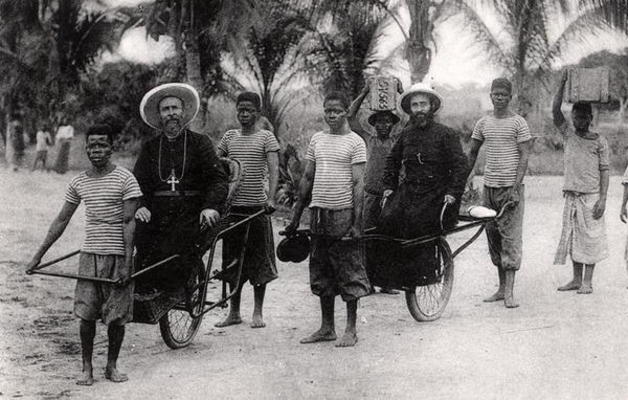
xmin=215 ymin=314 xmax=242 ymax=327
xmin=76 ymin=371 xmax=94 ymax=386
xmin=335 ymin=331 xmax=358 ymax=347
xmin=300 ymin=329 xmax=337 ymax=344
xmin=557 ymin=281 xmax=581 ymax=291
xmin=504 ymin=296 xmax=519 ymax=308
xmin=251 ymin=314 xmax=266 ymax=329
xmin=105 ymin=368 xmax=128 ymax=383
xmin=483 ymin=291 xmax=505 ymax=302
xmin=577 ymin=285 xmax=593 ymax=294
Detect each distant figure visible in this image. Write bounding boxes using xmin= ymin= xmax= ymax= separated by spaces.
xmin=466 ymin=77 xmax=533 ymax=308
xmin=32 ymin=124 xmax=53 ymax=172
xmin=27 ymin=124 xmax=142 ymax=386
xmin=7 ymin=113 xmax=25 ymax=171
xmin=553 ymin=70 xmax=609 ymax=294
xmin=53 ymin=118 xmax=74 ymax=174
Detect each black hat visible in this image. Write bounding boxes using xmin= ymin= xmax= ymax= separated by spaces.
xmin=367 ymin=110 xmax=400 ymax=126
xmin=276 ymin=232 xmax=310 ymax=263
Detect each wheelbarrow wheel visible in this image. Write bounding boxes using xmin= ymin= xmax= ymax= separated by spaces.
xmin=159 ymin=266 xmax=205 ymax=349
xmin=405 ymin=239 xmax=454 ymax=322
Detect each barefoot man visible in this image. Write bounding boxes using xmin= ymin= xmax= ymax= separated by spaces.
xmin=27 ymin=124 xmax=141 ymax=385
xmin=285 ymin=91 xmax=370 ymax=347
xmin=553 ymin=70 xmax=609 ymax=293
xmin=467 ymin=77 xmax=533 ymax=308
xmin=215 ymin=91 xmax=280 ymax=328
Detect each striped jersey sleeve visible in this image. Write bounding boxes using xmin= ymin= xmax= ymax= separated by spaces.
xmin=219 ymin=129 xmax=279 ymax=206
xmin=472 ymin=114 xmax=531 ymax=187
xmin=64 ymin=166 xmax=142 ymax=255
xmin=307 ymin=130 xmax=366 ymax=209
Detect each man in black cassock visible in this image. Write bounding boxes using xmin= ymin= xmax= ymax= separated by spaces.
xmin=372 ymin=83 xmax=468 ymax=288
xmin=134 ymin=83 xmax=228 ymax=291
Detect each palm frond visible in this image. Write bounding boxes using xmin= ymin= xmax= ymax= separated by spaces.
xmin=577 ymin=0 xmax=628 ymax=33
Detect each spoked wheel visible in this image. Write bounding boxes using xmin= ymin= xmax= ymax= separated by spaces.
xmin=159 ymin=264 xmax=206 ymax=349
xmin=405 ymin=239 xmax=454 ymax=322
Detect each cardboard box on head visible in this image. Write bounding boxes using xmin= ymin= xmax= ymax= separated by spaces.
xmin=369 ymin=76 xmax=399 ymax=111
xmin=567 ymin=67 xmax=610 ymax=103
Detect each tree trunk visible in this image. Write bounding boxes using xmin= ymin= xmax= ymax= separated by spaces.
xmin=183 ymin=0 xmax=205 ymax=132
xmin=618 ymin=97 xmax=627 ymax=127
xmin=185 ymin=38 xmax=205 ymax=132
xmin=405 ymin=0 xmax=431 ymax=83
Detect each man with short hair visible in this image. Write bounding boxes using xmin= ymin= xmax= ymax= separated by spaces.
xmin=32 ymin=123 xmax=53 ymax=172
xmin=133 ymin=83 xmax=228 ymax=292
xmin=27 ymin=124 xmax=141 ymax=385
xmin=8 ymin=112 xmax=25 ymax=171
xmin=215 ymin=91 xmax=280 ymax=329
xmin=347 ymin=79 xmax=403 ymax=295
xmin=553 ymin=70 xmax=609 ymax=294
xmin=467 ymin=77 xmax=533 ymax=308
xmin=286 ymin=91 xmax=370 ymax=348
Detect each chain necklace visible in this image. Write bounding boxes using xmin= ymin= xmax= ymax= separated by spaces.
xmin=157 ymin=130 xmax=188 ymax=189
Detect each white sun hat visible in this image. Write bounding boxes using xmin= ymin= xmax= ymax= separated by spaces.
xmin=398 ymin=82 xmax=443 ymax=115
xmin=139 ymin=83 xmax=200 ymax=130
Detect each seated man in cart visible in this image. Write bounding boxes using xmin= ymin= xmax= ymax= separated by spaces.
xmin=133 ymin=83 xmax=228 ymax=293
xmin=375 ymin=83 xmax=468 ymax=288
xmin=27 ymin=124 xmax=142 ymax=385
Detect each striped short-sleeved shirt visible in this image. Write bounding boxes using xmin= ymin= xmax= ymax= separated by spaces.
xmin=65 ymin=166 xmax=142 ymax=255
xmin=471 ymin=114 xmax=532 ymax=187
xmin=306 ymin=130 xmax=367 ymax=209
xmin=218 ymin=129 xmax=280 ymax=206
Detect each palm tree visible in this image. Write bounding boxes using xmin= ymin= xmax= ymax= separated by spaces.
xmin=222 ymin=1 xmax=314 ymax=136
xmin=579 ymin=0 xmax=628 ymax=34
xmin=139 ymin=0 xmax=257 ymax=131
xmin=301 ymin=0 xmax=399 ymax=97
xmin=450 ymin=0 xmax=624 ymax=115
xmin=0 ymin=0 xmax=124 ymax=125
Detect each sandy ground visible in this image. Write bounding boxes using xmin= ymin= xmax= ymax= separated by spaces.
xmin=2 ymin=168 xmax=628 ymax=400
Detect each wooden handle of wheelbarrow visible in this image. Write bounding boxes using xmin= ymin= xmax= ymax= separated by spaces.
xmin=26 ymin=249 xmax=81 ymax=274
xmin=440 ymin=202 xmax=449 ymax=232
xmin=129 ymin=254 xmax=180 ymax=280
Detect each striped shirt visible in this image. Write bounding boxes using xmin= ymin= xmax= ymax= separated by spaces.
xmin=471 ymin=114 xmax=531 ymax=187
xmin=306 ymin=130 xmax=367 ymax=209
xmin=218 ymin=129 xmax=280 ymax=206
xmin=65 ymin=166 xmax=142 ymax=255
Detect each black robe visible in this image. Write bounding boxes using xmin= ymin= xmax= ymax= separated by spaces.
xmin=133 ymin=130 xmax=228 ymax=290
xmin=369 ymin=120 xmax=468 ymax=288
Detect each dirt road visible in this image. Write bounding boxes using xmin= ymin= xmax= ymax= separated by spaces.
xmin=2 ymin=170 xmax=628 ymax=399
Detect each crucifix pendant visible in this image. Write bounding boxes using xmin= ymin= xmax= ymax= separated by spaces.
xmin=167 ymin=168 xmax=179 ymax=191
